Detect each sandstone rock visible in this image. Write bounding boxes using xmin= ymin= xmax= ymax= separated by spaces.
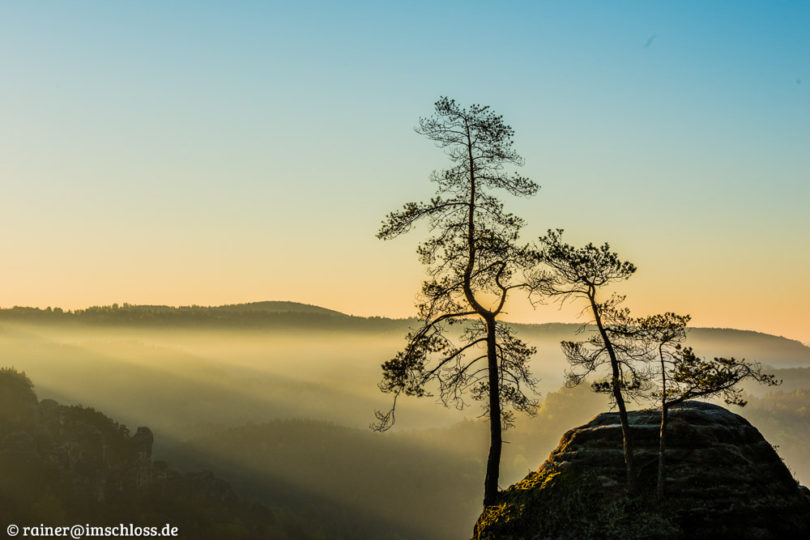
xmin=473 ymin=401 xmax=810 ymax=539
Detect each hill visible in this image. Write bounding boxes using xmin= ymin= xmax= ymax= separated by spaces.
xmin=686 ymin=327 xmax=810 ymax=368
xmin=162 ymin=419 xmax=482 ymax=540
xmin=0 ymin=367 xmax=484 ymax=539
xmin=513 ymin=323 xmax=810 ymax=369
xmin=1 ymin=302 xmax=808 ymax=367
xmin=213 ymin=301 xmax=348 ymax=316
xmin=2 ymin=363 xmax=809 ymax=539
xmin=0 ymin=301 xmax=366 ymax=329
xmin=0 ymin=368 xmax=287 ymax=539
xmin=1 ymin=367 xmax=460 ymax=539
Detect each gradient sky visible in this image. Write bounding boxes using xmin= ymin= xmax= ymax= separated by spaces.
xmin=1 ymin=1 xmax=808 ymax=341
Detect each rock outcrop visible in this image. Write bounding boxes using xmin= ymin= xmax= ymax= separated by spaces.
xmin=0 ymin=368 xmax=277 ymax=539
xmin=473 ymin=401 xmax=810 ymax=539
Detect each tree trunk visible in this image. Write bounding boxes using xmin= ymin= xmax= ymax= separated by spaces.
xmin=657 ymin=402 xmax=668 ymax=500
xmin=461 ymin=120 xmax=502 ymax=507
xmin=657 ymin=348 xmax=668 ymax=500
xmin=589 ymin=295 xmax=634 ymax=490
xmin=612 ymin=376 xmax=634 ymax=490
xmin=483 ymin=316 xmax=502 ymax=507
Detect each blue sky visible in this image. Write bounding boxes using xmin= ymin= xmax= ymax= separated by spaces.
xmin=1 ymin=1 xmax=808 ymax=340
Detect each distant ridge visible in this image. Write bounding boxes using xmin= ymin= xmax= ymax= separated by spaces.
xmin=0 ymin=300 xmax=349 ymax=317
xmin=214 ymin=300 xmax=348 ymax=316
xmin=515 ymin=322 xmax=810 ymax=369
xmin=0 ymin=301 xmax=406 ymax=331
xmin=0 ymin=301 xmax=808 ymax=366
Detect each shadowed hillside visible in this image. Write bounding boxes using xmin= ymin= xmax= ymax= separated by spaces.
xmin=0 ymin=369 xmax=286 ymax=539
xmin=162 ymin=420 xmax=482 ymax=540
xmin=1 ymin=368 xmax=485 ymax=539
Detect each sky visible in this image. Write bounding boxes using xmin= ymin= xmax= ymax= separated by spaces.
xmin=1 ymin=1 xmax=808 ymax=342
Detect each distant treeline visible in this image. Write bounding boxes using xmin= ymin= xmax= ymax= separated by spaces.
xmin=0 ymin=302 xmax=413 ymax=331
xmin=1 ymin=304 xmax=808 ymax=367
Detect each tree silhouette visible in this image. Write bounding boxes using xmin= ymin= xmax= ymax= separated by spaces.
xmin=632 ymin=312 xmax=690 ymax=500
xmin=0 ymin=367 xmax=37 ymax=429
xmin=373 ymin=97 xmax=539 ymax=506
xmin=643 ymin=333 xmax=780 ymax=499
xmin=533 ymin=229 xmax=640 ymax=489
xmin=608 ymin=311 xmax=781 ymax=500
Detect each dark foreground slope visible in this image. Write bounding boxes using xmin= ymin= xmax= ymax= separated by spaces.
xmin=474 ymin=402 xmax=810 ymax=539
xmin=0 ymin=368 xmax=308 ymax=539
xmin=0 ymin=367 xmax=477 ymax=540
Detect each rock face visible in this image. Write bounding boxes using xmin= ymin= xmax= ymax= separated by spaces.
xmin=473 ymin=401 xmax=810 ymax=539
xmin=0 ymin=369 xmax=277 ymax=539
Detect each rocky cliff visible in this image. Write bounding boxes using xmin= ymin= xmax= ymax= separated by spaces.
xmin=473 ymin=401 xmax=810 ymax=539
xmin=0 ymin=368 xmax=275 ymax=539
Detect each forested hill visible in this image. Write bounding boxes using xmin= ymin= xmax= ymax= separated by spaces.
xmin=1 ymin=302 xmax=808 ymax=366
xmin=511 ymin=323 xmax=810 ymax=369
xmin=0 ymin=301 xmax=404 ymax=330
xmin=0 ymin=368 xmax=287 ymax=539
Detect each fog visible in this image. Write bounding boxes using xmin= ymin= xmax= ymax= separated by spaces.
xmin=0 ymin=321 xmax=580 ymax=437
xmin=1 ymin=317 xmax=808 ymax=539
